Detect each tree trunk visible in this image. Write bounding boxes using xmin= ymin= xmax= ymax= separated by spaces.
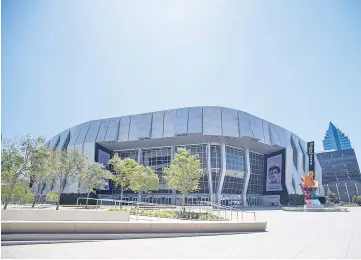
xmin=138 ymin=192 xmax=142 ymax=203
xmin=182 ymin=194 xmax=185 ymax=208
xmin=32 ymin=185 xmax=41 ymax=208
xmin=3 ymin=182 xmax=16 ymax=210
xmin=56 ymin=187 xmax=61 ymax=210
xmin=120 ymin=188 xmax=124 ymax=209
xmin=86 ymin=191 xmax=90 ymax=209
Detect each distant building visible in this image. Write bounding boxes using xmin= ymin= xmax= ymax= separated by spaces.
xmin=323 ymin=122 xmax=352 ymax=151
xmin=316 ymin=149 xmax=361 ymax=202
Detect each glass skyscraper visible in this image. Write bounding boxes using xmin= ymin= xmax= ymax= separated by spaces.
xmin=323 ymin=122 xmax=352 ymax=151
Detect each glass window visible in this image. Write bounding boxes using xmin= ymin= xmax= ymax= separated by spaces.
xmin=247 ymin=152 xmax=265 ymax=195
xmin=210 ymin=145 xmax=221 ymax=192
xmin=176 ymin=144 xmax=208 ymax=194
xmin=225 ymin=146 xmax=245 ymax=171
xmin=142 ymin=147 xmax=172 ymax=194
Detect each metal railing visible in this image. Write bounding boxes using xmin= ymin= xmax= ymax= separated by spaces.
xmin=75 ymin=197 xmax=257 ymax=221
xmin=199 ymin=201 xmax=257 ymax=221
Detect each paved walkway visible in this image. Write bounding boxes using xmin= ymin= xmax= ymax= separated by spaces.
xmin=2 ymin=207 xmax=361 ymax=259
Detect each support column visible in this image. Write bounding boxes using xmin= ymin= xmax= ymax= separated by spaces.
xmin=345 ymin=182 xmax=350 ymax=202
xmin=242 ymin=149 xmax=251 ymax=207
xmin=170 ymin=146 xmax=177 ymax=205
xmin=207 ymin=143 xmax=214 ymax=203
xmin=137 ymin=148 xmax=142 ymax=202
xmin=355 ymin=182 xmax=359 ymax=196
xmin=336 ymin=183 xmax=340 ymax=202
xmin=216 ymin=143 xmax=227 ymax=204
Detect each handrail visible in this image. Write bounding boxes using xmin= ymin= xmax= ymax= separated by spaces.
xmin=75 ymin=197 xmax=256 ymax=221
xmin=198 ymin=201 xmax=257 ymax=221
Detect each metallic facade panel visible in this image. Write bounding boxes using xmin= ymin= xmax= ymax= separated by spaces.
xmin=175 ymin=108 xmax=188 ymax=135
xmin=262 ymin=121 xmax=271 ymax=145
xmin=221 ymin=108 xmax=240 ymax=137
xmin=74 ymin=122 xmax=91 ymax=145
xmin=128 ymin=113 xmax=152 ymax=141
xmin=49 ymin=135 xmax=60 ymax=150
xmin=269 ymin=123 xmax=282 ymax=146
xmin=67 ymin=125 xmax=82 ymax=148
xmin=118 ymin=116 xmax=130 ymax=142
xmin=203 ymin=107 xmax=222 ymax=136
xmin=151 ymin=111 xmax=164 ymax=139
xmin=248 ymin=115 xmax=265 ymax=142
xmin=276 ymin=126 xmax=291 ymax=148
xmin=96 ymin=119 xmax=110 ymax=142
xmin=163 ymin=109 xmax=177 ymax=137
xmin=238 ymin=111 xmax=253 ymax=138
xmin=187 ymin=107 xmax=202 ymax=134
xmin=56 ymin=130 xmax=70 ymax=150
xmin=105 ymin=117 xmax=120 ymax=142
xmin=84 ymin=120 xmax=102 ymax=143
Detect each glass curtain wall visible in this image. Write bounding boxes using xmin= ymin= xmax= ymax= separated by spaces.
xmin=247 ymin=152 xmax=265 ymax=195
xmin=210 ymin=145 xmax=222 ymax=193
xmin=141 ymin=147 xmax=172 ymax=194
xmin=222 ymin=146 xmax=245 ymax=194
xmin=176 ymin=144 xmax=209 ymax=194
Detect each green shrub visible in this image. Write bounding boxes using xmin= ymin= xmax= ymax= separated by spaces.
xmin=108 ymin=207 xmax=224 ymax=221
xmin=352 ymin=195 xmax=361 ymax=206
xmin=46 ymin=191 xmax=59 ymax=203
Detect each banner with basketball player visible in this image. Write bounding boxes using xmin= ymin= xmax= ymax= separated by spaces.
xmin=266 ymin=154 xmax=283 ymax=192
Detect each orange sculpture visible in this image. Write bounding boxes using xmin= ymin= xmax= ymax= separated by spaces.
xmin=301 ymin=171 xmax=319 ymax=188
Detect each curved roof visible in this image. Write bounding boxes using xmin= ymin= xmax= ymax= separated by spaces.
xmin=48 ymin=106 xmax=304 ymax=151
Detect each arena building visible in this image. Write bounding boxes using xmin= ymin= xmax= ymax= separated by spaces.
xmin=46 ymin=106 xmax=324 ymax=206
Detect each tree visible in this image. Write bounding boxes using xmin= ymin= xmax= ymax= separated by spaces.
xmin=128 ymin=165 xmax=159 ymax=197
xmin=1 ymin=136 xmax=45 ymax=209
xmin=2 ymin=181 xmax=34 ymax=205
xmin=109 ymin=154 xmax=138 ymax=202
xmin=29 ymin=147 xmax=57 ymax=207
xmin=46 ymin=191 xmax=59 ymax=204
xmin=79 ymin=162 xmax=112 ymax=208
xmin=326 ymin=188 xmax=340 ymax=204
xmin=53 ymin=149 xmax=87 ymax=210
xmin=163 ymin=148 xmax=203 ymax=206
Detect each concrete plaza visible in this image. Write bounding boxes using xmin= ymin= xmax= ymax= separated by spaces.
xmin=2 ymin=207 xmax=361 ymax=259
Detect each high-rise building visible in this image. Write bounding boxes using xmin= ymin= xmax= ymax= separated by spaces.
xmin=322 ymin=122 xmax=352 ymax=151
xmin=316 ymin=149 xmax=361 ymax=202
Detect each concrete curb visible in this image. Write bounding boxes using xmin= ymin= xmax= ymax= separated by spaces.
xmin=2 ymin=232 xmax=258 ymax=246
xmin=1 ymin=220 xmax=267 ymax=245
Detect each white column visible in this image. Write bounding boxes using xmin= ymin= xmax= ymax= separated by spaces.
xmin=355 ymin=182 xmax=359 ymax=196
xmin=242 ymin=149 xmax=251 ymax=207
xmin=345 ymin=182 xmax=350 ymax=202
xmin=336 ymin=183 xmax=340 ymax=202
xmin=137 ymin=148 xmax=142 ymax=202
xmin=216 ymin=143 xmax=227 ymax=204
xmin=207 ymin=143 xmax=214 ymax=202
xmin=170 ymin=146 xmax=177 ymax=205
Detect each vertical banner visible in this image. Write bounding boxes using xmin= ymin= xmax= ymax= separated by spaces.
xmin=266 ymin=154 xmax=283 ymax=192
xmin=307 ymin=141 xmax=315 ymax=175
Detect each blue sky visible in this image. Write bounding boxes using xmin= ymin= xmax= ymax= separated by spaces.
xmin=2 ymin=0 xmax=361 ymax=161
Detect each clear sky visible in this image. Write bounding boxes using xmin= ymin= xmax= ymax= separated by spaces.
xmin=2 ymin=0 xmax=361 ymax=161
